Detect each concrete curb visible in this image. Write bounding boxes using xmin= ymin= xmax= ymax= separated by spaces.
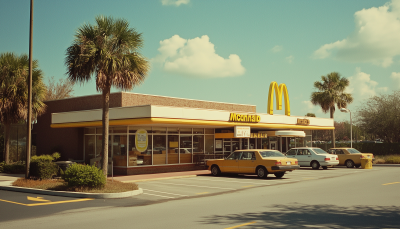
xmin=0 ymin=183 xmax=143 ymax=199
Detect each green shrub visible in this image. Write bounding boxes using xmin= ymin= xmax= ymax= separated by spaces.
xmin=2 ymin=161 xmax=26 ymax=174
xmin=0 ymin=161 xmax=5 ymax=173
xmin=30 ymin=155 xmax=60 ymax=179
xmin=384 ymin=155 xmax=400 ymax=164
xmin=52 ymin=152 xmax=61 ymax=161
xmin=62 ymin=164 xmax=106 ymax=189
xmin=31 ymin=155 xmax=54 ymax=163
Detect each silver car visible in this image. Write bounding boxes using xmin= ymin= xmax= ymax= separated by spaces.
xmin=286 ymin=147 xmax=339 ymax=169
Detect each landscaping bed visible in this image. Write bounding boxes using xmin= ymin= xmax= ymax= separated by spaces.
xmin=12 ymin=178 xmax=138 ymax=193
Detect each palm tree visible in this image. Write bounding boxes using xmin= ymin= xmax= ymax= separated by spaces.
xmin=65 ymin=15 xmax=150 ymax=175
xmin=311 ymin=72 xmax=353 ymax=148
xmin=0 ymin=52 xmax=47 ymax=164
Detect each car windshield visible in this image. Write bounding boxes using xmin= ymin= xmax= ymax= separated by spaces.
xmin=312 ymin=148 xmax=329 ymax=154
xmin=259 ymin=151 xmax=284 ymax=158
xmin=347 ymin=148 xmax=361 ymax=154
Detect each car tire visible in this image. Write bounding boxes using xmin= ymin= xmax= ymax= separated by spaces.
xmin=274 ymin=172 xmax=285 ymax=178
xmin=211 ymin=165 xmax=221 ymax=176
xmin=346 ymin=160 xmax=355 ymax=168
xmin=322 ymin=166 xmax=328 ymax=170
xmin=256 ymin=166 xmax=268 ymax=178
xmin=311 ymin=161 xmax=320 ymax=170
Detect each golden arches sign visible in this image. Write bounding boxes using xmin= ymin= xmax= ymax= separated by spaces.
xmin=267 ymin=81 xmax=290 ymax=116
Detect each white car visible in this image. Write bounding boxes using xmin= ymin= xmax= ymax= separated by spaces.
xmin=285 ymin=147 xmax=339 ymax=169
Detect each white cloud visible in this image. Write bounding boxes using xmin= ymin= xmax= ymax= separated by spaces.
xmin=347 ymin=68 xmax=388 ymax=99
xmin=161 ymin=0 xmax=189 ymax=6
xmin=271 ymin=45 xmax=283 ymax=53
xmin=314 ymin=0 xmax=400 ymax=67
xmin=153 ymin=35 xmax=245 ymax=78
xmin=286 ymin=55 xmax=294 ymax=63
xmin=390 ymin=72 xmax=400 ymax=88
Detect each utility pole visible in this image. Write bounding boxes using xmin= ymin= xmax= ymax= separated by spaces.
xmin=26 ymin=0 xmax=33 ymax=179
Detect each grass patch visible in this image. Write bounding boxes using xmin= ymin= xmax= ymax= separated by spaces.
xmin=12 ymin=178 xmax=138 ymax=193
xmin=374 ymin=155 xmax=400 ymax=164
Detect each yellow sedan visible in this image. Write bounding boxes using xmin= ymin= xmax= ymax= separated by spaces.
xmin=328 ymin=148 xmax=374 ymax=168
xmin=206 ymin=149 xmax=299 ymax=178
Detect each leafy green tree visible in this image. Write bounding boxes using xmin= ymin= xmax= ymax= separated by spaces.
xmin=65 ymin=16 xmax=150 ymax=175
xmin=356 ymin=91 xmax=400 ymax=143
xmin=0 ymin=52 xmax=47 ymax=164
xmin=306 ymin=113 xmax=316 ymax=117
xmin=311 ymin=72 xmax=353 ymax=147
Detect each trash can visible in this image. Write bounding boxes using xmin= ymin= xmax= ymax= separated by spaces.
xmin=361 ymin=158 xmax=372 ymax=169
xmin=55 ymin=161 xmax=75 ymax=172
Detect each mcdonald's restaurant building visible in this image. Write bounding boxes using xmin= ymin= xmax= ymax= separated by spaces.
xmin=35 ymin=87 xmax=334 ymax=175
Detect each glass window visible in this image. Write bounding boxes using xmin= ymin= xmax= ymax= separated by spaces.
xmin=241 ymin=152 xmax=255 ymax=160
xmin=223 ymin=139 xmax=231 ymax=152
xmin=286 ymin=149 xmax=296 ymax=156
xmin=153 ymin=135 xmax=166 ymax=164
xmin=193 ymin=128 xmax=204 ymax=134
xmin=193 ymin=135 xmax=204 ymax=154
xmin=226 ymin=151 xmax=242 ymax=160
xmin=153 ymin=127 xmax=167 ymax=134
xmin=180 ymin=135 xmax=192 ymax=163
xmin=129 ymin=126 xmax=152 ymax=134
xmin=347 ymin=148 xmax=361 ymax=154
xmin=205 ymin=129 xmax=214 ymax=134
xmin=205 ymin=135 xmax=214 ymax=154
xmin=128 ymin=135 xmax=152 ymax=166
xmin=84 ymin=135 xmax=95 ymax=165
xmin=95 ymin=135 xmax=102 ymax=159
xmin=113 ymin=127 xmax=127 ymax=133
xmin=111 ymin=135 xmax=127 ymax=166
xmin=96 ymin=127 xmax=102 ymax=135
xmin=180 ymin=128 xmax=192 ymax=134
xmin=260 ymin=150 xmax=284 ymax=158
xmin=313 ymin=148 xmax=329 ymax=154
xmin=167 ymin=128 xmax=179 ymax=134
xmin=168 ymin=135 xmax=179 ymax=164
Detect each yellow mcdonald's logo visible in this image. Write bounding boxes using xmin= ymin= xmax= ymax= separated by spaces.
xmin=267 ymin=81 xmax=290 ymax=116
xmin=229 ymin=113 xmax=260 ymax=123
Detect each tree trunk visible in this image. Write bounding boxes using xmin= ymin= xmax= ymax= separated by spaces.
xmin=330 ymin=108 xmax=335 ymax=148
xmin=4 ymin=123 xmax=10 ymax=164
xmin=101 ymin=87 xmax=110 ymax=176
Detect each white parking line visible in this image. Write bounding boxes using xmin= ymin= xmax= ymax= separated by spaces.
xmin=152 ymin=182 xmax=236 ymax=190
xmin=142 ymin=193 xmax=175 ymax=199
xmin=194 ymin=177 xmax=271 ymax=185
xmin=142 ymin=189 xmax=188 ymax=197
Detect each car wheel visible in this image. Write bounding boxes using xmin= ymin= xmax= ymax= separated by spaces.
xmin=322 ymin=166 xmax=328 ymax=170
xmin=346 ymin=160 xmax=355 ymax=168
xmin=311 ymin=161 xmax=320 ymax=170
xmin=274 ymin=172 xmax=285 ymax=178
xmin=211 ymin=165 xmax=221 ymax=176
xmin=257 ymin=166 xmax=268 ymax=178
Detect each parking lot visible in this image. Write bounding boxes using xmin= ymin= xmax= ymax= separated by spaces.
xmin=132 ymin=167 xmax=375 ymax=201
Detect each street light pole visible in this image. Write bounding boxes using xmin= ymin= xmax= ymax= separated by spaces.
xmin=340 ymin=108 xmax=352 ymax=148
xmin=26 ymin=0 xmax=33 ymax=179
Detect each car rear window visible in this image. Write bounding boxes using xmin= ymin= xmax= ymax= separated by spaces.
xmin=312 ymin=148 xmax=329 ymax=154
xmin=347 ymin=148 xmax=361 ymax=154
xmin=259 ymin=151 xmax=284 ymax=158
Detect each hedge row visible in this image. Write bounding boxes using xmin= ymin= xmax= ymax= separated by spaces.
xmin=314 ymin=143 xmax=400 ymax=155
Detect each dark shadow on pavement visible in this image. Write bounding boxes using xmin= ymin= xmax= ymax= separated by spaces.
xmin=198 ymin=203 xmax=400 ymax=228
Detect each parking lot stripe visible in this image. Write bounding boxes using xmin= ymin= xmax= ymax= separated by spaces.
xmin=225 ymin=221 xmax=256 ymax=229
xmin=152 ymin=182 xmax=236 ymax=190
xmin=0 ymin=198 xmax=93 ymax=206
xmin=242 ymin=185 xmax=254 ymax=188
xmin=194 ymin=177 xmax=271 ymax=185
xmin=142 ymin=189 xmax=188 ymax=197
xmin=196 ymin=192 xmax=209 ymax=195
xmin=382 ymin=182 xmax=400 ymax=185
xmin=142 ymin=193 xmax=175 ymax=199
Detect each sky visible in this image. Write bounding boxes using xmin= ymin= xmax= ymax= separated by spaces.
xmin=1 ymin=0 xmax=399 ymax=122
